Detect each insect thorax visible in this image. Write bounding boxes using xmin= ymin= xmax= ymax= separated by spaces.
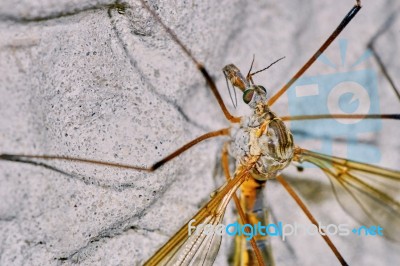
xmin=229 ymin=103 xmax=294 ymax=181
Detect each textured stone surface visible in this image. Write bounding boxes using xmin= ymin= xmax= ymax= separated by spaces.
xmin=0 ymin=0 xmax=399 ymax=265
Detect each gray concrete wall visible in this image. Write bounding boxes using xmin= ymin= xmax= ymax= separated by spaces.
xmin=0 ymin=0 xmax=399 ymax=265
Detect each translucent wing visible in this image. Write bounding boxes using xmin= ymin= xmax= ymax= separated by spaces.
xmin=295 ymin=148 xmax=400 ymax=242
xmin=144 ymin=167 xmax=251 ymax=266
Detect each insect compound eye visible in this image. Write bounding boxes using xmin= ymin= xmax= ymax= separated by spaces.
xmin=243 ymin=89 xmax=255 ymax=104
xmin=258 ymin=85 xmax=267 ymax=94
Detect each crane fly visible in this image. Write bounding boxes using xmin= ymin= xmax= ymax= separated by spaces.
xmin=1 ymin=0 xmax=400 ymax=265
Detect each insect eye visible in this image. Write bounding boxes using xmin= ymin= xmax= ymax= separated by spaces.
xmin=243 ymin=89 xmax=255 ymax=104
xmin=258 ymin=85 xmax=267 ymax=93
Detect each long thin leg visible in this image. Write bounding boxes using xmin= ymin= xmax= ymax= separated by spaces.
xmin=276 ymin=175 xmax=348 ymax=266
xmin=0 ymin=128 xmax=229 ymax=172
xmin=368 ymin=43 xmax=400 ymax=102
xmin=221 ymin=143 xmax=265 ymax=266
xmin=365 ymin=10 xmax=400 ymax=102
xmin=281 ymin=113 xmax=400 ymax=121
xmin=268 ymin=1 xmax=362 ymax=106
xmin=139 ymin=0 xmax=240 ymax=123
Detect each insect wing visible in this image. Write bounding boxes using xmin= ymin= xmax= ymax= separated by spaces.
xmin=144 ymin=169 xmax=249 ymax=265
xmin=297 ymin=148 xmax=400 ymax=242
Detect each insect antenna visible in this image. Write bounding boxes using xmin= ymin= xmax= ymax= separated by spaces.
xmin=247 ymin=56 xmax=286 ymax=82
xmin=246 ymin=54 xmax=256 ymax=85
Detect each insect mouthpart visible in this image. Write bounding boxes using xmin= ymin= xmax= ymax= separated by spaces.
xmin=222 ymin=64 xmax=249 ymax=92
xmin=222 ymin=64 xmax=269 ymax=107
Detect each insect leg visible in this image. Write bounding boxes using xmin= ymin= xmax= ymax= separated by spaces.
xmin=138 ymin=0 xmax=241 ymax=123
xmin=280 ymin=114 xmax=400 ymax=121
xmin=268 ymin=1 xmax=362 ymax=106
xmin=0 ymin=128 xmax=230 ymax=172
xmin=276 ymin=175 xmax=348 ymax=266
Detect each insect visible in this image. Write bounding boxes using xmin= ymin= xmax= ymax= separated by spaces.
xmin=1 ymin=0 xmax=400 ymax=265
